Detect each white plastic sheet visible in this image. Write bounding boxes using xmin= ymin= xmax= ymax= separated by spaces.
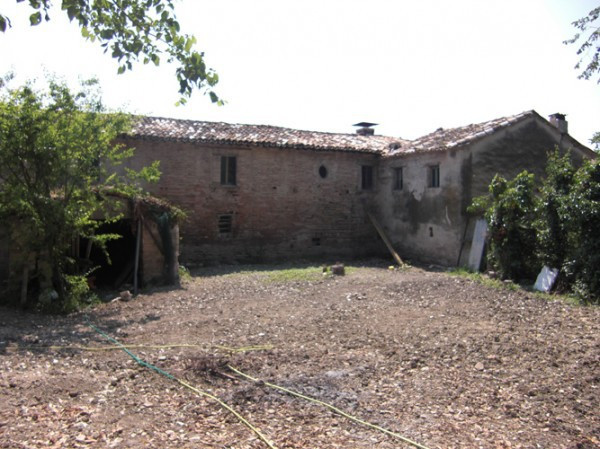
xmin=534 ymin=266 xmax=559 ymax=292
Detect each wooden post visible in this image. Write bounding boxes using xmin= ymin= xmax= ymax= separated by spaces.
xmin=20 ymin=265 xmax=29 ymax=307
xmin=85 ymin=238 xmax=93 ymax=260
xmin=133 ymin=218 xmax=142 ymax=295
xmin=367 ymin=212 xmax=404 ymax=266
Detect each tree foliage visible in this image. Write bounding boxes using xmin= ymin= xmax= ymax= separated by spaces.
xmin=0 ymin=76 xmax=160 ymax=310
xmin=469 ymin=172 xmax=538 ymax=281
xmin=470 ymin=150 xmax=600 ymax=303
xmin=565 ymin=6 xmax=600 ymax=150
xmin=565 ymin=6 xmax=600 ymax=84
xmin=0 ymin=0 xmax=220 ymax=105
xmin=560 ymin=158 xmax=600 ymax=301
xmin=536 ymin=151 xmax=575 ymax=270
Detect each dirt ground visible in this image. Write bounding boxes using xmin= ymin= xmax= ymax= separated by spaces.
xmin=0 ymin=262 xmax=599 ymax=449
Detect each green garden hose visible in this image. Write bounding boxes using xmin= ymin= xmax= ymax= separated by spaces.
xmin=228 ymin=365 xmax=432 ymax=449
xmin=19 ymin=327 xmax=432 ymax=449
xmin=86 ymin=321 xmax=278 ymax=449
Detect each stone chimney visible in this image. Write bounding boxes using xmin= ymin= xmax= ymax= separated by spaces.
xmin=353 ymin=122 xmax=377 ymax=136
xmin=549 ymin=113 xmax=568 ymax=134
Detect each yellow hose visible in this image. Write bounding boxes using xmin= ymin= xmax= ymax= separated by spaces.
xmin=83 ymin=322 xmax=279 ymax=449
xmin=228 ymin=365 xmax=432 ymax=449
xmin=12 ymin=339 xmax=431 ymax=449
xmin=174 ymin=378 xmax=278 ymax=449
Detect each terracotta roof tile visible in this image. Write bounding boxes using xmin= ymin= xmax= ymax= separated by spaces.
xmin=130 ymin=116 xmax=409 ymax=154
xmin=389 ymin=110 xmax=535 ymax=155
xmin=128 ymin=111 xmax=540 ymax=156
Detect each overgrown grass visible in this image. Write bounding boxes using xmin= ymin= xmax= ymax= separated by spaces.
xmin=448 ymin=268 xmax=582 ymax=305
xmin=216 ymin=265 xmax=359 ymax=283
xmin=264 ymin=265 xmax=358 ymax=283
xmin=264 ymin=266 xmax=324 ymax=283
xmin=449 ymin=268 xmax=520 ymax=291
xmin=178 ymin=265 xmax=193 ymax=283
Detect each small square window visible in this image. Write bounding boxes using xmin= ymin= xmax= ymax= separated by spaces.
xmin=361 ymin=165 xmax=373 ymax=190
xmin=393 ymin=167 xmax=403 ymax=191
xmin=220 ymin=156 xmax=237 ymax=186
xmin=218 ymin=214 xmax=233 ymax=234
xmin=428 ymin=165 xmax=440 ymax=188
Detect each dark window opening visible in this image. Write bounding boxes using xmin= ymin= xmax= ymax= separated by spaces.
xmin=82 ymin=220 xmax=137 ymax=289
xmin=218 ymin=214 xmax=233 ymax=234
xmin=361 ymin=165 xmax=373 ymax=190
xmin=220 ymin=156 xmax=237 ymax=186
xmin=429 ymin=165 xmax=440 ymax=188
xmin=319 ymin=165 xmax=328 ymax=178
xmin=312 ymin=237 xmax=321 ymax=246
xmin=393 ymin=167 xmax=403 ymax=191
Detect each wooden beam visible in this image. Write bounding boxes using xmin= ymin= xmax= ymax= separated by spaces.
xmin=133 ymin=219 xmax=142 ymax=295
xmin=367 ymin=212 xmax=404 ymax=266
xmin=20 ymin=266 xmax=29 ymax=306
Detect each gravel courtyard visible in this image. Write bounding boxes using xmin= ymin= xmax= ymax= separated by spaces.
xmin=1 ymin=263 xmax=598 ymax=448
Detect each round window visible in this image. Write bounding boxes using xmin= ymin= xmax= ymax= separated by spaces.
xmin=319 ymin=165 xmax=328 ymax=178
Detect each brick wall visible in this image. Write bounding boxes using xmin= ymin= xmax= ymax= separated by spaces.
xmin=123 ymin=139 xmax=385 ymax=265
xmin=141 ymin=219 xmax=165 ymax=282
xmin=141 ymin=219 xmax=179 ymax=284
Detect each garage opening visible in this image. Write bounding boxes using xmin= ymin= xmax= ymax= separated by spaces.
xmin=82 ymin=220 xmax=137 ymax=289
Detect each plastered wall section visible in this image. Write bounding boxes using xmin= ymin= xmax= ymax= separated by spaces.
xmin=123 ymin=139 xmax=385 ymax=265
xmin=377 ymin=115 xmax=592 ymax=267
xmin=378 ymin=148 xmax=468 ymax=266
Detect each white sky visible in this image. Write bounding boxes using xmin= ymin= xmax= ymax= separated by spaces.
xmin=1 ymin=0 xmax=599 ymax=145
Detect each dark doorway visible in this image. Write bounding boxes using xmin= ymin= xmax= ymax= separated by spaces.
xmin=84 ymin=220 xmax=137 ymax=288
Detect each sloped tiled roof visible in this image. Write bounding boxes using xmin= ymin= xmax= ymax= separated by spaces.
xmin=388 ymin=110 xmax=535 ymax=156
xmin=130 ymin=116 xmax=408 ymax=154
xmin=129 ymin=110 xmax=578 ymax=157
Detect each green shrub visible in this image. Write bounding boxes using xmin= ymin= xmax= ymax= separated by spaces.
xmin=471 ymin=171 xmax=539 ymax=281
xmin=472 ymin=150 xmax=600 ymax=303
xmin=536 ymin=151 xmax=575 ymax=270
xmin=562 ymin=160 xmax=600 ymax=303
xmin=178 ymin=265 xmax=192 ymax=283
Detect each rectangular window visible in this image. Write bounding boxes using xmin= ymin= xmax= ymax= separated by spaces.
xmin=429 ymin=165 xmax=440 ymax=188
xmin=361 ymin=165 xmax=373 ymax=190
xmin=393 ymin=167 xmax=403 ymax=191
xmin=220 ymin=156 xmax=237 ymax=186
xmin=218 ymin=214 xmax=233 ymax=234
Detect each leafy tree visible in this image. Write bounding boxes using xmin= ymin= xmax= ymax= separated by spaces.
xmin=565 ymin=5 xmax=600 ymax=149
xmin=561 ymin=159 xmax=600 ymax=302
xmin=471 ymin=152 xmax=600 ymax=303
xmin=0 ymin=0 xmax=220 ymax=105
xmin=0 ymin=76 xmax=160 ymax=310
xmin=469 ymin=172 xmax=539 ymax=281
xmin=536 ymin=150 xmax=575 ymax=270
xmin=565 ymin=6 xmax=600 ymax=83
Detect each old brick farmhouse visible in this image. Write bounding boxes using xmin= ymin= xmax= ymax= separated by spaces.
xmin=121 ymin=110 xmax=595 ymax=268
